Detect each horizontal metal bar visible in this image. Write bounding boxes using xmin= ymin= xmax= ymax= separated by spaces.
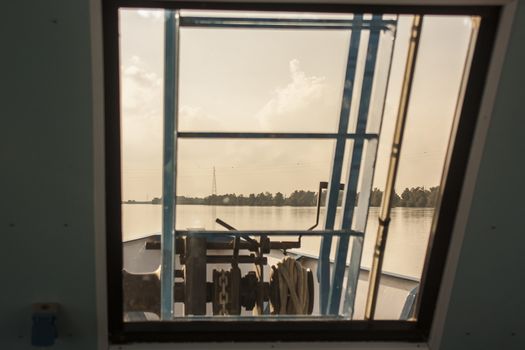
xmin=166 ymin=315 xmax=349 ymax=321
xmin=177 ymin=132 xmax=379 ymax=139
xmin=175 ymin=229 xmax=364 ymax=237
xmin=180 ymin=16 xmax=396 ymax=30
xmin=207 ymin=241 xmax=301 ymax=250
xmin=146 ymin=239 xmax=301 ymax=251
xmin=205 ymin=255 xmax=267 ymax=264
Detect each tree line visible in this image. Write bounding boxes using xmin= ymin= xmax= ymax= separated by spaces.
xmin=369 ymin=186 xmax=439 ymax=208
xmin=134 ymin=186 xmax=439 ymax=208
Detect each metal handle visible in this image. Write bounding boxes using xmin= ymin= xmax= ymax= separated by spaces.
xmin=364 ymin=15 xmax=423 ymax=321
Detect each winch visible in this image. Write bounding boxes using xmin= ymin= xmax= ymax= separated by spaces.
xmin=123 ymin=230 xmax=314 ymax=316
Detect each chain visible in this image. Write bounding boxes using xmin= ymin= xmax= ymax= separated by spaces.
xmin=218 ymin=270 xmax=229 ymax=315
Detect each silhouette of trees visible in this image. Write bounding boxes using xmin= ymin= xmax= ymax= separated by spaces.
xmin=274 ymin=192 xmax=285 ymax=206
xmin=148 ymin=186 xmax=440 ymax=208
xmin=368 ymin=186 xmax=438 ymax=207
xmin=285 ymin=190 xmax=317 ymax=206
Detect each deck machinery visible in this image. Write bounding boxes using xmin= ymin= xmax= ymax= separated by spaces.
xmin=123 ymin=183 xmax=336 ymax=316
xmin=124 ymin=229 xmax=315 ymax=316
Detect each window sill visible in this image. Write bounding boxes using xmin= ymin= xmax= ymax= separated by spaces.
xmin=110 ymin=342 xmax=429 ymax=350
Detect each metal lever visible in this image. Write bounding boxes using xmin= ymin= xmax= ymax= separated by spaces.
xmin=364 ymin=15 xmax=423 ymax=320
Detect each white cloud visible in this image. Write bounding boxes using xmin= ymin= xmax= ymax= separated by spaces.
xmin=121 ymin=57 xmax=340 ymax=198
xmin=121 ymin=56 xmax=163 ymax=186
xmin=121 ymin=56 xmax=162 ymax=119
xmin=179 ymin=105 xmax=222 ymax=131
xmin=255 ymin=59 xmax=339 ymax=132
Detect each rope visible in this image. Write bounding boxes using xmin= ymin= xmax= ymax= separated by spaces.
xmin=274 ymin=257 xmax=309 ymax=315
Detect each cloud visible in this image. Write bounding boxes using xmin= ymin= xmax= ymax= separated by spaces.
xmin=121 ymin=55 xmax=162 ymax=119
xmin=121 ymin=56 xmax=163 ymax=179
xmin=174 ymin=59 xmax=341 ymax=197
xmin=121 ymin=57 xmax=341 ymax=198
xmin=179 ymin=105 xmax=222 ymax=131
xmin=255 ymin=59 xmax=339 ymax=132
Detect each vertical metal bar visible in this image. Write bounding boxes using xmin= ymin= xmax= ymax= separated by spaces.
xmin=184 ymin=236 xmax=207 ymax=315
xmin=343 ymin=140 xmax=378 ymax=316
xmin=364 ymin=15 xmax=422 ymax=320
xmin=343 ymin=18 xmax=398 ymax=317
xmin=161 ymin=10 xmax=180 ymax=320
xmin=318 ymin=14 xmax=363 ymax=315
xmin=328 ymin=15 xmax=382 ymax=315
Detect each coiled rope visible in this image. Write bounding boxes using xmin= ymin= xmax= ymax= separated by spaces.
xmin=273 ymin=257 xmax=310 ymax=315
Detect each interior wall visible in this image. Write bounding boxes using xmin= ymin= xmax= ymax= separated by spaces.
xmin=0 ymin=0 xmax=98 ymax=349
xmin=0 ymin=0 xmax=524 ymax=349
xmin=436 ymin=1 xmax=525 ymax=349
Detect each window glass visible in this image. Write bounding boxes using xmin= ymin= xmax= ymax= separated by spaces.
xmin=118 ymin=8 xmax=478 ymax=323
xmin=178 ymin=27 xmax=348 ymax=133
xmin=371 ymin=15 xmax=477 ymax=320
xmin=176 ymin=139 xmax=335 ymax=231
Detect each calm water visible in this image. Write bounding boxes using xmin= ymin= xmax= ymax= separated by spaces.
xmin=123 ymin=204 xmax=434 ymax=280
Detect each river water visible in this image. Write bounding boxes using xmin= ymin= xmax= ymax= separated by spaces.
xmin=123 ymin=204 xmax=434 ymax=280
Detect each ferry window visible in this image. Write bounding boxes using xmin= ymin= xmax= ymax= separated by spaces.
xmin=104 ymin=1 xmax=499 ymax=343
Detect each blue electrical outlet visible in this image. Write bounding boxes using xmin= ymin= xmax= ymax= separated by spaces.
xmin=31 ymin=303 xmax=59 ymax=347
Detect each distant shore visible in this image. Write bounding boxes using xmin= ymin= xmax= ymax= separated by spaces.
xmin=123 ymin=186 xmax=440 ymax=208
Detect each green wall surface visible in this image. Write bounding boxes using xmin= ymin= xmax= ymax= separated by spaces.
xmin=0 ymin=0 xmax=98 ymax=349
xmin=439 ymin=2 xmax=525 ymax=349
xmin=0 ymin=1 xmax=524 ymax=349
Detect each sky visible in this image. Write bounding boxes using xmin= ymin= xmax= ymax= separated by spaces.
xmin=119 ymin=9 xmax=474 ymax=200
